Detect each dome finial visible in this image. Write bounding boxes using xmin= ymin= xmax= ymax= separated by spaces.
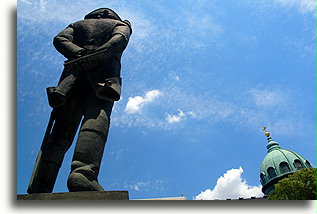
xmin=263 ymin=126 xmax=270 ymax=137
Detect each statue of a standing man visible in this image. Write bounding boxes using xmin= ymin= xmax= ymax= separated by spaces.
xmin=27 ymin=8 xmax=132 ymax=193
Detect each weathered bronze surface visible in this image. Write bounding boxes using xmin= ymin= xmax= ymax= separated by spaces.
xmin=27 ymin=8 xmax=132 ymax=194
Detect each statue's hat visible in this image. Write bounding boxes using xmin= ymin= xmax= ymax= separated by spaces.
xmin=84 ymin=8 xmax=122 ymax=21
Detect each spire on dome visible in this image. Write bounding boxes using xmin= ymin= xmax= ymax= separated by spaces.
xmin=263 ymin=126 xmax=273 ymax=143
xmin=263 ymin=126 xmax=270 ymax=137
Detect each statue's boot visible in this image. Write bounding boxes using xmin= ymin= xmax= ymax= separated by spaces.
xmin=67 ymin=109 xmax=110 ymax=192
xmin=67 ymin=160 xmax=104 ymax=191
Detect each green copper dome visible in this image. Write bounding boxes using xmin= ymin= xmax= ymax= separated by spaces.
xmin=259 ymin=135 xmax=312 ymax=195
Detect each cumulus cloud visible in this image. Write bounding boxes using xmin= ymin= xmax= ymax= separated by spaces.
xmin=194 ymin=167 xmax=263 ymax=200
xmin=124 ymin=90 xmax=161 ymax=114
xmin=166 ymin=109 xmax=186 ymax=124
xmin=165 ymin=109 xmax=199 ymax=124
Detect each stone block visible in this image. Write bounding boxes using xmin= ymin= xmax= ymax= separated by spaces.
xmin=17 ymin=191 xmax=129 ymax=200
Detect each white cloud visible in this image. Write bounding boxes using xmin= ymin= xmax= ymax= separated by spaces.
xmin=274 ymin=0 xmax=315 ymax=13
xmin=17 ymin=0 xmax=128 ymax=25
xmin=124 ymin=96 xmax=144 ymax=114
xmin=20 ymin=0 xmax=32 ymax=5
xmin=249 ymin=89 xmax=283 ymax=107
xmin=125 ymin=182 xmax=148 ymax=191
xmin=39 ymin=0 xmax=47 ymax=12
xmin=184 ymin=13 xmax=223 ymax=37
xmin=166 ymin=109 xmax=186 ymax=124
xmin=112 ymin=83 xmax=312 ymax=140
xmin=194 ymin=167 xmax=263 ymax=200
xmin=124 ymin=90 xmax=161 ymax=114
xmin=123 ymin=179 xmax=167 ymax=192
xmin=187 ymin=111 xmax=197 ymax=118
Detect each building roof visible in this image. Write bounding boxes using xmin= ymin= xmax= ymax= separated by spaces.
xmin=134 ymin=196 xmax=187 ymax=200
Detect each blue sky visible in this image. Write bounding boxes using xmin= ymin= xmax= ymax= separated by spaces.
xmin=17 ymin=0 xmax=315 ymax=200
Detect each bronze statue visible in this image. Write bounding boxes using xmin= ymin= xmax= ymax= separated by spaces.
xmin=27 ymin=8 xmax=132 ymax=193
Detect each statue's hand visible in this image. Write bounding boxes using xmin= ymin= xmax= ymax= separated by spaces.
xmin=64 ymin=58 xmax=93 ymax=72
xmin=75 ymin=48 xmax=96 ymax=58
xmin=64 ymin=48 xmax=106 ymax=72
xmin=75 ymin=57 xmax=96 ymax=72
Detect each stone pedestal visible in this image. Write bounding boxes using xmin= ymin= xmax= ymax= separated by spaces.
xmin=17 ymin=191 xmax=129 ymax=200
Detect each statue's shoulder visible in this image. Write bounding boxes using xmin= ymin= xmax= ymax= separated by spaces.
xmin=122 ymin=20 xmax=132 ymax=33
xmin=71 ymin=19 xmax=132 ymax=35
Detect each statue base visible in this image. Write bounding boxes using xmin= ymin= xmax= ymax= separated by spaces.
xmin=17 ymin=191 xmax=129 ymax=200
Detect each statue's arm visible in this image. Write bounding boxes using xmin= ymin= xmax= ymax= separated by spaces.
xmin=95 ymin=20 xmax=132 ymax=57
xmin=53 ymin=24 xmax=84 ymax=60
xmin=63 ymin=21 xmax=132 ymax=70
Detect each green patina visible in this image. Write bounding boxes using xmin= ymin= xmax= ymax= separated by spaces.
xmin=259 ymin=136 xmax=312 ymax=195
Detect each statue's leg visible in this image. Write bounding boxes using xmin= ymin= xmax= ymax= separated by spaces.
xmin=27 ymin=101 xmax=82 ymax=193
xmin=67 ymin=96 xmax=114 ymax=192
